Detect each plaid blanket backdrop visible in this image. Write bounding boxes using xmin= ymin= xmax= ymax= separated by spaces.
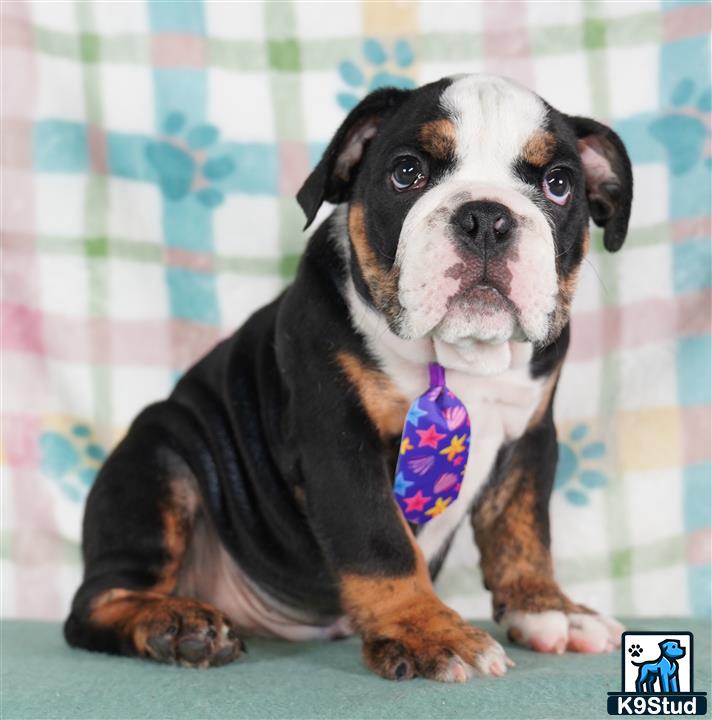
xmin=1 ymin=0 xmax=710 ymax=622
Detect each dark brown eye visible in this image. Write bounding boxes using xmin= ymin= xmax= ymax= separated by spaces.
xmin=543 ymin=167 xmax=571 ymax=205
xmin=391 ymin=155 xmax=427 ymax=192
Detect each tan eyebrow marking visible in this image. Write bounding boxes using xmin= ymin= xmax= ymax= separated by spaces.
xmin=522 ymin=130 xmax=556 ymax=167
xmin=419 ymin=118 xmax=456 ymax=160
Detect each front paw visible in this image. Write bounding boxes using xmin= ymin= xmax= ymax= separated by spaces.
xmin=503 ymin=609 xmax=623 ymax=654
xmin=362 ymin=605 xmax=513 ymax=682
xmin=494 ymin=584 xmax=623 ymax=654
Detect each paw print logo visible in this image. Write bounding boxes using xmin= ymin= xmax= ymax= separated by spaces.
xmin=337 ymin=38 xmax=416 ymax=111
xmin=628 ymin=643 xmax=643 ymax=659
xmin=145 ymin=111 xmax=236 ymax=208
xmin=40 ymin=423 xmax=107 ymax=502
xmin=554 ymin=424 xmax=607 ymax=506
xmin=649 ymin=78 xmax=711 ymax=175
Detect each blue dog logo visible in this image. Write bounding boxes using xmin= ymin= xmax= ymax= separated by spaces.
xmin=632 ymin=639 xmax=686 ymax=694
xmin=607 ymin=631 xmax=707 ymax=716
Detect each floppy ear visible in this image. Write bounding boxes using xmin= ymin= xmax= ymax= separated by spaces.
xmin=296 ymin=87 xmax=410 ymax=229
xmin=567 ymin=116 xmax=633 ymax=252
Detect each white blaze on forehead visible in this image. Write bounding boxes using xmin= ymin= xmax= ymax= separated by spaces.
xmin=442 ymin=74 xmax=548 ymax=185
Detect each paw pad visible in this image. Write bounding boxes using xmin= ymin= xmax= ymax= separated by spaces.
xmin=628 ymin=643 xmax=643 ymax=658
xmin=554 ymin=423 xmax=608 ymax=506
xmin=337 ymin=38 xmax=416 ymax=111
xmin=145 ymin=111 xmax=236 ymax=208
xmin=39 ymin=423 xmax=107 ymax=502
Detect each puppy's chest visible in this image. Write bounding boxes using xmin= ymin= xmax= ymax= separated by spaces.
xmin=387 ymin=366 xmax=546 ymax=563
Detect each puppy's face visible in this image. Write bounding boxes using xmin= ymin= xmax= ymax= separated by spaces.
xmin=299 ymin=75 xmax=632 ymax=351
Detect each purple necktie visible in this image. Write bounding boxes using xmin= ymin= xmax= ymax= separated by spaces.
xmin=394 ymin=363 xmax=471 ymax=525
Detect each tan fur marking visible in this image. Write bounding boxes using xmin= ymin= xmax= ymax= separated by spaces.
xmin=90 ymin=590 xmax=233 ymax=657
xmin=337 ymin=351 xmax=408 ymax=437
xmin=522 ymin=130 xmax=556 ymax=167
xmin=419 ymin=118 xmax=456 ymax=160
xmin=348 ymin=203 xmax=400 ymax=322
xmin=341 ymin=515 xmax=494 ymax=679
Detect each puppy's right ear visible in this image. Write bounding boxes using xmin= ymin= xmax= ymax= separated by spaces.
xmin=297 ymin=87 xmax=410 ymax=229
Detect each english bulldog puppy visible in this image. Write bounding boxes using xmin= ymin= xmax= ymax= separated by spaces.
xmin=65 ymin=74 xmax=632 ymax=682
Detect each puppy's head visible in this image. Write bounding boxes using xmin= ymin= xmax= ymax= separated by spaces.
xmin=298 ymin=74 xmax=632 ymax=350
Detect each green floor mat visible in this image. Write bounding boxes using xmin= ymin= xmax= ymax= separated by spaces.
xmin=2 ymin=618 xmax=710 ymax=719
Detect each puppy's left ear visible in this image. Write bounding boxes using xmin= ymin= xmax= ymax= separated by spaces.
xmin=297 ymin=87 xmax=410 ymax=229
xmin=567 ymin=116 xmax=633 ymax=252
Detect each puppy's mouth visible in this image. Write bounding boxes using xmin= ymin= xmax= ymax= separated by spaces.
xmin=451 ymin=281 xmax=516 ymax=315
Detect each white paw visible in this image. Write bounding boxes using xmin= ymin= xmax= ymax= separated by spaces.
xmin=440 ymin=640 xmax=514 ymax=682
xmin=470 ymin=639 xmax=515 ymax=677
xmin=502 ymin=610 xmax=624 ymax=654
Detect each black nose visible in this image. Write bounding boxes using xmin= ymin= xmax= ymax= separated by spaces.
xmin=453 ymin=201 xmax=515 ymax=254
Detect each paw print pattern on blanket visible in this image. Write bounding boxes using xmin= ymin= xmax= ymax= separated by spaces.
xmin=39 ymin=423 xmax=107 ymax=502
xmin=337 ymin=38 xmax=416 ymax=111
xmin=649 ymin=78 xmax=711 ymax=175
xmin=554 ymin=424 xmax=608 ymax=507
xmin=145 ymin=111 xmax=236 ymax=208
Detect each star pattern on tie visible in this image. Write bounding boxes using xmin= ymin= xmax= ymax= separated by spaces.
xmin=406 ymin=401 xmax=428 ymax=427
xmin=393 ymin=363 xmax=470 ymax=526
xmin=415 ymin=423 xmax=446 ymax=449
xmin=425 ymin=496 xmax=452 ymax=517
xmin=439 ymin=433 xmax=467 ymax=461
xmin=393 ymin=472 xmax=413 ymax=497
xmin=404 ymin=490 xmax=431 ymax=513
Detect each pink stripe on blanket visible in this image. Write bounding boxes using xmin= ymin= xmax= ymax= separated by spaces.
xmin=0 ymin=118 xmax=33 ymax=169
xmin=152 ymin=34 xmax=206 ymax=67
xmin=1 ymin=303 xmax=44 ymax=354
xmin=672 ymin=217 xmax=711 ymax=242
xmin=11 ymin=467 xmax=64 ymax=620
xmin=1 ymin=243 xmax=40 ymax=305
xmin=664 ymin=3 xmax=712 ymax=43
xmin=279 ymin=142 xmax=310 ymax=197
xmin=1 ymin=49 xmax=35 ymax=121
xmin=482 ymin=0 xmax=534 ymax=87
xmin=687 ymin=529 xmax=712 ymax=566
xmin=164 ymin=247 xmax=215 ymax=272
xmin=1 ymin=413 xmax=41 ymax=469
xmin=569 ymin=290 xmax=712 ymax=362
xmin=681 ymin=406 xmax=712 ymax=466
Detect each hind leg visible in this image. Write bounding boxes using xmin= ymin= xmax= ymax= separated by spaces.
xmin=64 ymin=418 xmax=244 ymax=667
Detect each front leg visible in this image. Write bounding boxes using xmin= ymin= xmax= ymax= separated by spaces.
xmin=471 ymin=404 xmax=623 ymax=654
xmin=294 ymin=348 xmax=511 ymax=682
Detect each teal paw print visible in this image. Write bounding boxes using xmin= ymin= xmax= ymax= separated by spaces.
xmin=554 ymin=424 xmax=607 ymax=507
xmin=648 ymin=78 xmax=711 ymax=175
xmin=145 ymin=112 xmax=236 ymax=208
xmin=338 ymin=38 xmax=416 ymax=111
xmin=39 ymin=423 xmax=107 ymax=502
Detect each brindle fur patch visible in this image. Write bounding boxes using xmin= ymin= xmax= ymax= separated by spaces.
xmin=337 ymin=351 xmax=408 ymax=438
xmin=419 ymin=118 xmax=456 ymax=160
xmin=472 ymin=377 xmax=591 ymax=623
xmin=522 ymin=130 xmax=556 ymax=167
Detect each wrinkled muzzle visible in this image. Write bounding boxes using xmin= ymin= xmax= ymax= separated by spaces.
xmin=395 ymin=182 xmax=559 ymax=346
